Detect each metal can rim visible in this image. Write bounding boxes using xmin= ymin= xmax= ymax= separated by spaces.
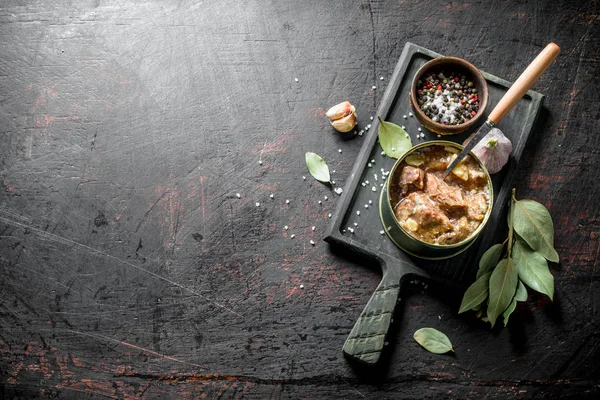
xmin=384 ymin=140 xmax=494 ymax=251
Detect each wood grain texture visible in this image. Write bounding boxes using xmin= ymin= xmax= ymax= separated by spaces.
xmin=1 ymin=0 xmax=598 ymax=398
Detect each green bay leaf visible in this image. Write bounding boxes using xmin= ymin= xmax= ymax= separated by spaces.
xmin=513 ymin=240 xmax=554 ymax=300
xmin=487 ymin=258 xmax=518 ymax=328
xmin=459 ymin=272 xmax=491 ymax=314
xmin=513 ymin=199 xmax=559 ymax=263
xmin=477 ymin=243 xmax=505 ymax=279
xmin=502 ymin=298 xmax=517 ymax=327
xmin=515 ymin=280 xmax=528 ymax=302
xmin=305 ymin=152 xmax=331 ymax=183
xmin=502 ymin=281 xmax=527 ymax=326
xmin=377 ymin=117 xmax=412 ymax=159
xmin=413 ymin=328 xmax=454 ymax=354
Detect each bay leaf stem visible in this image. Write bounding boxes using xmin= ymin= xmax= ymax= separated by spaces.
xmin=508 ymin=188 xmax=516 ymax=259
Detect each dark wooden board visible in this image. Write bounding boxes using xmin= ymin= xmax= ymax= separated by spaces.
xmin=324 ymin=43 xmax=544 ymax=364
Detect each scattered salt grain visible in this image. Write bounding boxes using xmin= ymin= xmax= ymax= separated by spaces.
xmin=369 ymin=200 xmax=372 ymax=204
xmin=334 ymin=187 xmax=343 ymax=195
xmin=403 ymin=115 xmax=407 ymax=119
xmin=348 ymin=227 xmax=354 ymax=234
xmin=368 ymin=163 xmax=372 ymax=167
xmin=372 ymin=186 xmax=377 ymax=192
xmin=312 ymin=226 xmax=315 ymax=231
xmin=371 ymin=159 xmax=375 ymax=163
xmin=328 ymin=213 xmax=332 ymax=218
xmin=366 ymin=180 xmax=369 ymax=184
xmin=255 ymin=202 xmax=260 ymax=207
xmin=286 ymin=199 xmax=290 ymax=204
xmin=300 ymin=284 xmax=304 ymax=289
xmin=372 ymin=85 xmax=376 ymax=90
xmin=358 ymin=130 xmax=364 ymax=136
xmin=374 ymin=174 xmax=378 ymax=181
xmin=338 ymin=149 xmax=342 ymax=153
xmin=290 ymin=234 xmax=295 ymax=239
xmin=365 ymin=204 xmax=369 ymax=209
xmin=381 ymin=151 xmax=385 ymax=155
xmin=354 ymin=222 xmax=358 ymax=227
xmin=324 ymin=195 xmax=328 ymax=201
xmin=402 ymin=125 xmax=406 ymax=129
xmin=391 ymin=147 xmax=395 ymax=151
xmin=236 ymin=193 xmax=241 ymax=198
xmin=380 ymin=230 xmax=385 ymax=235
xmin=302 ymin=176 xmax=306 ymax=180
xmin=417 ymin=127 xmax=422 ymax=132
xmin=310 ymin=240 xmax=315 ymax=246
xmin=259 ymin=160 xmax=263 ymax=165
xmin=380 ymin=76 xmax=384 ymax=80
xmin=367 ymin=124 xmax=372 ymax=129
xmin=294 ymin=77 xmax=299 ymax=82
xmin=356 ymin=211 xmax=360 ymax=216
xmin=409 ymin=112 xmax=413 ymax=117
xmin=270 ymin=194 xmax=274 ymax=199
xmin=284 ymin=225 xmax=288 ymax=230
xmin=361 ymin=182 xmax=366 ymax=187
xmin=437 ymin=134 xmax=441 ymax=138
xmin=332 ymin=181 xmax=336 ymax=185
xmin=318 ymin=200 xmax=322 ymax=204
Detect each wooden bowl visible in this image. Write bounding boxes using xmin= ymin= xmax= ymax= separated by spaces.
xmin=409 ymin=57 xmax=488 ymax=135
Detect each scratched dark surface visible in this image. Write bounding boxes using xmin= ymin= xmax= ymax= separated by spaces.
xmin=0 ymin=1 xmax=598 ymax=399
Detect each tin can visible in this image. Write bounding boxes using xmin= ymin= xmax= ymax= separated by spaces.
xmin=379 ymin=141 xmax=493 ymax=260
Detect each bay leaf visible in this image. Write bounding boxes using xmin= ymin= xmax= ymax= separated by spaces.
xmin=377 ymin=117 xmax=412 ymax=159
xmin=502 ymin=281 xmax=527 ymax=326
xmin=305 ymin=152 xmax=331 ymax=184
xmin=487 ymin=258 xmax=518 ymax=328
xmin=413 ymin=328 xmax=454 ymax=354
xmin=515 ymin=280 xmax=528 ymax=302
xmin=502 ymin=298 xmax=517 ymax=327
xmin=513 ymin=199 xmax=559 ymax=263
xmin=459 ymin=272 xmax=491 ymax=314
xmin=513 ymin=240 xmax=554 ymax=300
xmin=477 ymin=243 xmax=505 ymax=279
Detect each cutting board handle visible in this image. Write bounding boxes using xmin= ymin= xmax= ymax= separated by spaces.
xmin=342 ymin=269 xmax=403 ymax=365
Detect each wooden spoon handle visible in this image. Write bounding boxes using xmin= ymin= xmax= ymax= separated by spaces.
xmin=488 ymin=43 xmax=560 ymax=124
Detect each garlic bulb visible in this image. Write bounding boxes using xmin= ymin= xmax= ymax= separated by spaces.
xmin=469 ymin=128 xmax=512 ymax=174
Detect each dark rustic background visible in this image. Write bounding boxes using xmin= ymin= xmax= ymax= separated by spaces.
xmin=1 ymin=0 xmax=598 ymax=398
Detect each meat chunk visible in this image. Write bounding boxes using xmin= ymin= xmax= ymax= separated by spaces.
xmin=437 ymin=217 xmax=472 ymax=245
xmin=394 ymin=192 xmax=453 ymax=242
xmin=398 ymin=165 xmax=425 ymax=195
xmin=467 ymin=193 xmax=489 ymax=221
xmin=425 ymin=173 xmax=468 ymax=214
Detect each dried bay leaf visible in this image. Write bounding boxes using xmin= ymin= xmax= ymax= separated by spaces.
xmin=459 ymin=272 xmax=491 ymax=314
xmin=487 ymin=258 xmax=518 ymax=328
xmin=413 ymin=328 xmax=454 ymax=354
xmin=377 ymin=117 xmax=412 ymax=159
xmin=305 ymin=152 xmax=331 ymax=184
xmin=513 ymin=240 xmax=554 ymax=300
xmin=513 ymin=199 xmax=559 ymax=263
xmin=477 ymin=243 xmax=505 ymax=279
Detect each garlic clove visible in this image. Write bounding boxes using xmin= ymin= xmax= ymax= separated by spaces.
xmin=330 ymin=112 xmax=357 ymax=132
xmin=326 ymin=101 xmax=354 ymax=121
xmin=326 ymin=101 xmax=357 ymax=132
